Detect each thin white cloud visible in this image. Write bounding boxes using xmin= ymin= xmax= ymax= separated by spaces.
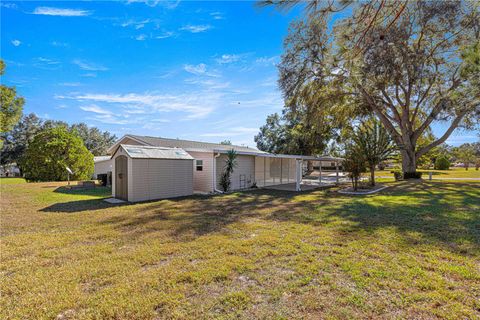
xmin=59 ymin=82 xmax=82 ymax=87
xmin=180 ymin=24 xmax=211 ymax=33
xmin=80 ymin=105 xmax=113 ymax=115
xmin=183 ymin=63 xmax=219 ymax=77
xmin=81 ymin=73 xmax=97 ymax=78
xmin=125 ymin=0 xmax=180 ymax=9
xmin=120 ymin=18 xmax=150 ymax=29
xmin=210 ymin=12 xmax=224 ymax=20
xmin=184 ymin=78 xmax=230 ymax=89
xmin=51 ymin=41 xmax=68 ymax=47
xmin=36 ymin=57 xmax=60 ymax=65
xmin=33 ymin=7 xmax=91 ymax=17
xmin=60 ymin=92 xmax=216 ymax=119
xmin=11 ymin=40 xmax=21 ymax=47
xmin=1 ymin=3 xmax=18 ymax=9
xmin=33 ymin=57 xmax=61 ymax=70
xmin=216 ymin=54 xmax=244 ymax=64
xmin=231 ymin=92 xmax=283 ymax=109
xmin=255 ymin=56 xmax=279 ymax=66
xmin=135 ymin=34 xmax=147 ymax=41
xmin=73 ymin=60 xmax=108 ymax=71
xmin=184 ymin=63 xmax=207 ymax=75
xmin=155 ymin=31 xmax=174 ymax=39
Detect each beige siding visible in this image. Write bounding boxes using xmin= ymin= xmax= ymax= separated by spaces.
xmin=216 ymin=154 xmax=255 ymax=191
xmin=129 ymin=158 xmax=193 ymax=202
xmin=188 ymin=151 xmax=214 ymax=193
xmin=93 ymin=160 xmax=113 ymax=179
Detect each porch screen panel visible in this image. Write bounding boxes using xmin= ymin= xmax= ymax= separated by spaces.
xmin=281 ymin=158 xmax=289 ymax=184
xmin=289 ymin=159 xmax=296 ymax=183
xmin=264 ymin=157 xmax=274 ymax=186
xmin=271 ymin=158 xmax=281 ymax=185
xmin=254 ymin=156 xmax=265 ymax=187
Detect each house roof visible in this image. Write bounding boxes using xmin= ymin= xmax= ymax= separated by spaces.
xmin=119 ymin=144 xmax=194 ymax=160
xmin=107 ymin=135 xmax=343 ymax=162
xmin=93 ymin=156 xmax=111 ymax=163
xmin=109 ymin=134 xmax=269 ymax=155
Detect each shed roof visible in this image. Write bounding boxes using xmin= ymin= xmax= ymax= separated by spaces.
xmin=120 ymin=145 xmax=194 ymax=160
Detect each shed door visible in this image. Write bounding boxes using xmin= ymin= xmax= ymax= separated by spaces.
xmin=115 ymin=155 xmax=128 ymax=201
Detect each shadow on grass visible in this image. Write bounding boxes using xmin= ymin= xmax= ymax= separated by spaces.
xmin=40 ymin=199 xmax=117 ymax=213
xmin=41 ymin=181 xmax=479 ymax=254
xmin=268 ymin=181 xmax=480 ymax=253
xmin=53 ymin=186 xmax=112 ymax=197
xmin=98 ymin=181 xmax=479 ymax=254
xmin=40 ymin=186 xmax=115 ymax=213
xmin=97 ymin=189 xmax=312 ymax=239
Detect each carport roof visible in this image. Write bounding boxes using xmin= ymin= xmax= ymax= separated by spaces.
xmin=120 ymin=145 xmax=194 ymax=160
xmin=213 ymin=148 xmax=343 ymax=161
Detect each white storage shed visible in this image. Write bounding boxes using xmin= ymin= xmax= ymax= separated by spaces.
xmin=112 ymin=144 xmax=194 ymax=202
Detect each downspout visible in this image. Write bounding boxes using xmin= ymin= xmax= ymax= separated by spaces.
xmin=213 ymin=152 xmax=223 ymax=193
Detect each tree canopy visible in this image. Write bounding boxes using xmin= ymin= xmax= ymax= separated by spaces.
xmin=0 ymin=113 xmax=42 ymax=167
xmin=22 ymin=126 xmax=94 ymax=182
xmin=255 ymin=107 xmax=333 ymax=155
xmin=1 ymin=114 xmax=117 ymax=169
xmin=270 ymin=1 xmax=480 ymax=174
xmin=0 ymin=60 xmax=24 ymax=136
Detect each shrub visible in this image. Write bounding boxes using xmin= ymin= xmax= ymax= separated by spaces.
xmin=403 ymin=172 xmax=422 ymax=179
xmin=22 ymin=126 xmax=93 ymax=182
xmin=343 ymin=143 xmax=366 ymax=191
xmin=219 ymin=149 xmax=238 ymax=192
xmin=392 ymin=170 xmax=402 ymax=181
xmin=434 ymin=156 xmax=451 ymax=170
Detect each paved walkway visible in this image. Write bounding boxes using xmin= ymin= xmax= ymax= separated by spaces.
xmin=377 ymin=176 xmax=480 ymax=181
xmin=264 ymin=182 xmax=334 ymax=192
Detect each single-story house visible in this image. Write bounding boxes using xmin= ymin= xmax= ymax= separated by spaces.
xmin=0 ymin=163 xmax=21 ymax=177
xmin=95 ymin=134 xmax=343 ymax=202
xmin=93 ymin=156 xmax=112 ymax=179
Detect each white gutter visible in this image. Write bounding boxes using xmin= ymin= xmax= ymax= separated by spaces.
xmin=213 ymin=152 xmax=223 ymax=193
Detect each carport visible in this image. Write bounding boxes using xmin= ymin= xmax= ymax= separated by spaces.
xmin=252 ymin=154 xmax=344 ymax=192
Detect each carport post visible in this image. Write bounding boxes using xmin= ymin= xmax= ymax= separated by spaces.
xmin=335 ymin=160 xmax=339 ymax=184
xmin=318 ymin=160 xmax=322 ymax=184
xmin=296 ymin=159 xmax=302 ymax=191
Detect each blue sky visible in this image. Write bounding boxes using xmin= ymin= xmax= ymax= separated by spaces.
xmin=1 ymin=1 xmax=478 ymax=148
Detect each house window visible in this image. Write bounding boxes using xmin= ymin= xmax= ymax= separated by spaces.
xmin=196 ymin=160 xmax=203 ymax=171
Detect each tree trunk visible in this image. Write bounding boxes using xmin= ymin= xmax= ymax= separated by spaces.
xmin=370 ymin=164 xmax=375 ymax=187
xmin=401 ymin=149 xmax=416 ymax=175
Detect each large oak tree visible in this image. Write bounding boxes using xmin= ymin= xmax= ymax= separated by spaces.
xmin=272 ymin=1 xmax=480 ymax=174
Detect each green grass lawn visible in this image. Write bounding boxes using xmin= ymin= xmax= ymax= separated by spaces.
xmin=376 ymin=167 xmax=480 ymax=180
xmin=1 ymin=180 xmax=479 ymax=319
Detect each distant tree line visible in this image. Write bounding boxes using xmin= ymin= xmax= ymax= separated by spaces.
xmin=1 ymin=113 xmax=117 ymax=178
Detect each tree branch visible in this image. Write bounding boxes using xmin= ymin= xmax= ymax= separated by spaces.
xmin=415 ymin=110 xmax=468 ymax=159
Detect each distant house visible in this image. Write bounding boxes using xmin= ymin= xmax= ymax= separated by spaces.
xmin=0 ymin=163 xmax=21 ymax=177
xmin=95 ymin=134 xmax=342 ymax=202
xmin=93 ymin=156 xmax=112 ymax=179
